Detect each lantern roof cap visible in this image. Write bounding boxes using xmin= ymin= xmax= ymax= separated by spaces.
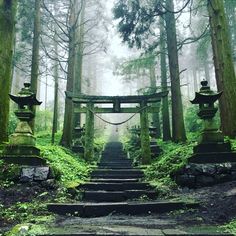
xmin=190 ymin=80 xmax=222 ymax=104
xmin=9 ymin=82 xmax=42 ymax=106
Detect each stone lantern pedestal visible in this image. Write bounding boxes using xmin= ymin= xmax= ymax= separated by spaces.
xmin=1 ymin=83 xmax=46 ymax=166
xmin=174 ymin=81 xmax=236 ymax=188
xmin=72 ymin=126 xmax=85 ymax=154
xmin=149 ymin=124 xmax=162 ymax=158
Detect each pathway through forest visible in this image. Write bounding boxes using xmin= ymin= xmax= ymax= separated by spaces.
xmin=36 ymin=142 xmax=232 ymax=235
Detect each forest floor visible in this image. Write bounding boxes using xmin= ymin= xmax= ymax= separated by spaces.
xmin=1 ymin=179 xmax=236 ymax=235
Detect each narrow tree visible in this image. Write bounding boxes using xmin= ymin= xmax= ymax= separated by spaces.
xmin=30 ymin=0 xmax=41 ymax=132
xmin=159 ymin=16 xmax=171 ymax=141
xmin=208 ymin=0 xmax=236 ymax=137
xmin=51 ymin=31 xmax=59 ymax=144
xmin=73 ymin=0 xmax=86 ymax=131
xmin=0 ymin=0 xmax=17 ymax=144
xmin=60 ymin=0 xmax=77 ymax=147
xmin=165 ymin=0 xmax=186 ymax=142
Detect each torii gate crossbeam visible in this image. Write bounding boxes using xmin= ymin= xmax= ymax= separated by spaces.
xmin=66 ymin=91 xmax=168 ymax=164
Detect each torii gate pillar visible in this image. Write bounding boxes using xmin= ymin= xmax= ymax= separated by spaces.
xmin=140 ymin=100 xmax=151 ymax=164
xmin=85 ymin=103 xmax=94 ymax=160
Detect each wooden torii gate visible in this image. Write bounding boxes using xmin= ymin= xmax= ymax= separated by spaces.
xmin=66 ymin=91 xmax=168 ymax=164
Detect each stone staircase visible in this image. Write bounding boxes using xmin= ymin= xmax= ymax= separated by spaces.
xmin=47 ymin=142 xmax=197 ymax=217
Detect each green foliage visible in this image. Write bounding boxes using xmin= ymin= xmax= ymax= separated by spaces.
xmin=221 ymin=218 xmax=236 ymax=235
xmin=35 ymin=110 xmax=53 ymax=133
xmin=145 ymin=140 xmax=195 ymax=192
xmin=0 ymin=160 xmax=21 ymax=183
xmin=36 ymin=130 xmax=61 ymax=146
xmin=184 ymin=106 xmax=202 ymax=133
xmin=8 ymin=111 xmax=18 ymax=134
xmin=37 ymin=144 xmax=90 ymax=185
xmin=113 ymin=0 xmax=158 ymax=49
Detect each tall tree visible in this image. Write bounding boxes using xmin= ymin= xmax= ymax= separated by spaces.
xmin=164 ymin=0 xmax=186 ymax=142
xmin=30 ymin=0 xmax=41 ymax=132
xmin=113 ymin=0 xmax=187 ymax=142
xmin=0 ymin=0 xmax=17 ymax=144
xmin=51 ymin=30 xmax=59 ymax=144
xmin=208 ymin=0 xmax=236 ymax=137
xmin=60 ymin=0 xmax=77 ymax=147
xmin=73 ymin=0 xmax=86 ymax=131
xmin=159 ymin=16 xmax=171 ymax=141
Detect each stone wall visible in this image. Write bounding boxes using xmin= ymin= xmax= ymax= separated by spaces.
xmin=174 ymin=163 xmax=236 ymax=188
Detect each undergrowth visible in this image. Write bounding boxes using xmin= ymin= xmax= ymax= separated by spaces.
xmin=145 ymin=140 xmax=195 ymax=195
xmin=0 ymin=131 xmax=105 ymax=235
xmin=222 ymin=219 xmax=236 ymax=235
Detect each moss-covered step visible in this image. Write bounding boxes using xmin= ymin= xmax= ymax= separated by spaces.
xmin=80 ymin=182 xmax=152 ymax=191
xmin=82 ymin=190 xmax=157 ymax=202
xmin=47 ymin=201 xmax=199 ymax=217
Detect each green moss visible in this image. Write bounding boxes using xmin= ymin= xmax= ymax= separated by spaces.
xmin=144 ymin=140 xmax=195 ymax=191
xmin=221 ymin=218 xmax=236 ymax=235
xmin=0 ymin=162 xmax=21 ymax=180
xmin=37 ymin=144 xmax=91 ymax=185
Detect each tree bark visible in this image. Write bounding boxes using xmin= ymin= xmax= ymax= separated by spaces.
xmin=73 ymin=0 xmax=86 ymax=131
xmin=140 ymin=100 xmax=151 ymax=164
xmin=60 ymin=0 xmax=77 ymax=147
xmin=149 ymin=63 xmax=161 ymax=138
xmin=164 ymin=0 xmax=186 ymax=142
xmin=160 ymin=16 xmax=171 ymax=141
xmin=51 ymin=32 xmax=59 ymax=144
xmin=208 ymin=0 xmax=236 ymax=137
xmin=30 ymin=0 xmax=41 ymax=132
xmin=0 ymin=0 xmax=17 ymax=144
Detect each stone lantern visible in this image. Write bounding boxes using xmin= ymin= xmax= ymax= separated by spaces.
xmin=174 ymin=80 xmax=236 ymax=188
xmin=191 ymin=81 xmax=224 ymax=146
xmin=2 ymin=83 xmax=45 ymax=165
xmin=190 ymin=80 xmax=234 ymax=162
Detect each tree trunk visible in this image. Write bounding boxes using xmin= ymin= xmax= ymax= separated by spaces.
xmin=51 ymin=41 xmax=59 ymax=144
xmin=164 ymin=0 xmax=186 ymax=142
xmin=208 ymin=0 xmax=236 ymax=137
xmin=160 ymin=16 xmax=171 ymax=141
xmin=204 ymin=61 xmax=211 ymax=86
xmin=149 ymin=63 xmax=161 ymax=138
xmin=60 ymin=0 xmax=77 ymax=147
xmin=30 ymin=0 xmax=41 ymax=132
xmin=192 ymin=68 xmax=198 ymax=92
xmin=73 ymin=0 xmax=86 ymax=131
xmin=0 ymin=0 xmax=17 ymax=144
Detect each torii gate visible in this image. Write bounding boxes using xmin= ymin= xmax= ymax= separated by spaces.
xmin=66 ymin=91 xmax=168 ymax=164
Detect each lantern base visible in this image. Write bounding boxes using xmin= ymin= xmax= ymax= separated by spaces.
xmin=189 ymin=151 xmax=236 ymax=164
xmin=1 ymin=145 xmax=45 ymax=166
xmin=72 ymin=145 xmax=84 ymax=153
xmin=193 ymin=142 xmax=232 ymax=153
xmin=1 ymin=154 xmax=46 ymax=166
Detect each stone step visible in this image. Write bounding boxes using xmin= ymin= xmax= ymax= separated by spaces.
xmin=36 ymin=232 xmax=233 ymax=236
xmin=92 ymin=169 xmax=143 ymax=175
xmin=90 ymin=178 xmax=140 ymax=183
xmin=91 ymin=174 xmax=144 ymax=179
xmin=82 ymin=190 xmax=157 ymax=202
xmin=47 ymin=201 xmax=199 ymax=217
xmin=80 ymin=182 xmax=152 ymax=191
xmin=99 ymin=160 xmax=132 ymax=163
xmin=98 ymin=163 xmax=132 ymax=167
xmin=97 ymin=165 xmax=133 ymax=169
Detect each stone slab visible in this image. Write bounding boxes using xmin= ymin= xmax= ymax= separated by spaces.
xmin=80 ymin=182 xmax=152 ymax=191
xmin=189 ymin=152 xmax=236 ymax=164
xmin=34 ymin=167 xmax=50 ymax=181
xmin=1 ymin=155 xmax=46 ymax=166
xmin=47 ymin=201 xmax=199 ymax=218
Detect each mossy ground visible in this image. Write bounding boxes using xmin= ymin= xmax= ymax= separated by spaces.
xmin=0 ymin=131 xmax=105 ymax=235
